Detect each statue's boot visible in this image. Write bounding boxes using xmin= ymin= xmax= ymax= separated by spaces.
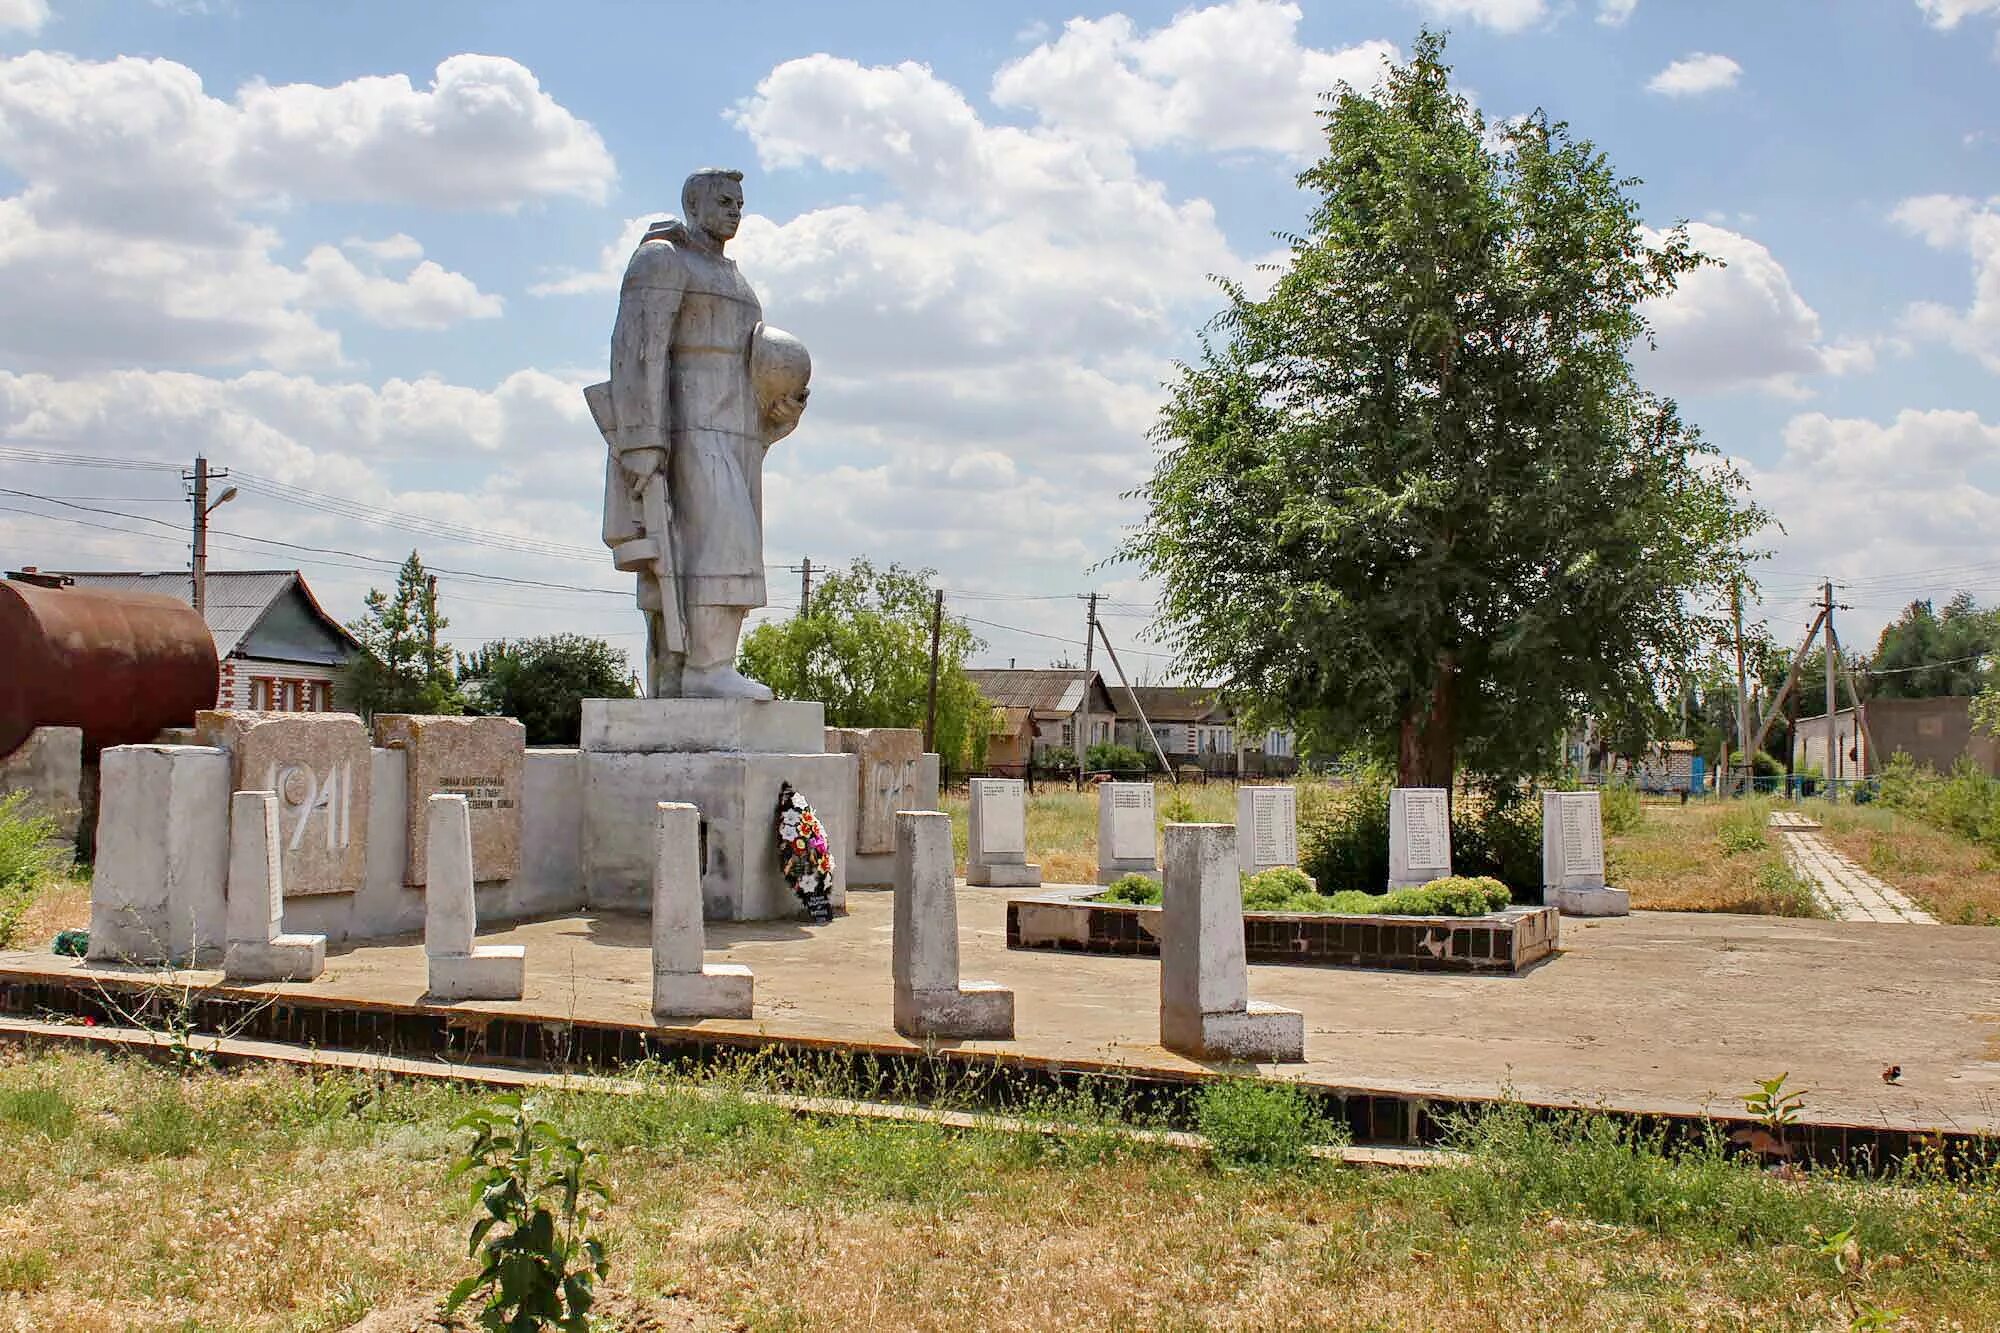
xmin=683 ymin=662 xmax=774 ymax=700
xmin=682 ymin=605 xmax=774 ymax=701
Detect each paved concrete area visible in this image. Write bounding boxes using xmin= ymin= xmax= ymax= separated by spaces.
xmin=9 ymin=891 xmax=1998 ymax=1132
xmin=1775 ymin=827 xmax=1939 ymax=924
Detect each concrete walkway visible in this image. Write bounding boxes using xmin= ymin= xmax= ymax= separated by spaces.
xmin=1770 ymin=816 xmax=1938 ymax=924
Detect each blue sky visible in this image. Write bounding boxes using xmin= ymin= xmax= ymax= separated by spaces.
xmin=0 ymin=0 xmax=1996 ymax=674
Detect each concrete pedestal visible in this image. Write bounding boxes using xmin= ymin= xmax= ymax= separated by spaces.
xmin=222 ymin=790 xmax=326 ymax=983
xmin=893 ymin=810 xmax=1014 ymax=1040
xmin=1548 ymin=885 xmax=1631 ymax=917
xmin=581 ymin=699 xmax=856 ymax=921
xmin=88 ymin=745 xmax=230 ymax=966
xmin=652 ymin=802 xmax=754 ymax=1019
xmin=967 ymin=862 xmax=1044 ymax=888
xmin=1160 ymin=823 xmax=1304 ymax=1064
xmin=424 ymin=793 xmax=525 ymax=1001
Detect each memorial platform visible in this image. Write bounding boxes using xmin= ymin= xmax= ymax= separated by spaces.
xmin=5 ymin=890 xmax=1997 ymax=1158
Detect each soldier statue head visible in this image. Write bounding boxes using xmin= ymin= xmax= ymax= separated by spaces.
xmin=681 ymin=168 xmax=744 ymax=246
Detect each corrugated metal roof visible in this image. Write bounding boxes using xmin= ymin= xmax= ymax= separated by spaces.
xmin=966 ymin=668 xmax=1091 ymax=712
xmin=1112 ymin=685 xmax=1228 ymax=724
xmin=51 ymin=569 xmax=312 ymax=659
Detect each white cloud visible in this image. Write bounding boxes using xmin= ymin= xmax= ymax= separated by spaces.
xmin=1916 ymin=0 xmax=2000 ymax=27
xmin=990 ymin=1 xmax=1395 ymax=159
xmin=1743 ymin=409 xmax=2000 ymax=637
xmin=0 ymin=50 xmax=588 ymax=369
xmin=1646 ymin=52 xmax=1742 ymax=96
xmin=300 ymin=241 xmax=503 ymax=330
xmin=1637 ymin=223 xmax=1873 ymax=397
xmin=346 ymin=233 xmax=425 ymax=261
xmin=0 ymin=0 xmax=47 ymax=32
xmin=1891 ymin=193 xmax=2000 ymax=371
xmin=1598 ymin=0 xmax=1638 ymax=24
xmin=1404 ymin=0 xmax=1548 ymax=33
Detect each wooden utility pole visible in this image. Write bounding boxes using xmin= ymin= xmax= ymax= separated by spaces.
xmin=1076 ymin=592 xmax=1098 ymax=788
xmin=1829 ymin=623 xmax=1878 ymax=782
xmin=922 ymin=587 xmax=944 ymax=752
xmin=1092 ymin=618 xmax=1177 ymax=784
xmin=1742 ymin=605 xmax=1827 ymax=780
xmin=184 ymin=454 xmax=231 ymax=616
xmin=798 ymin=557 xmax=812 ymax=618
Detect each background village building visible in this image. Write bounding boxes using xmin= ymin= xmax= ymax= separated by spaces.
xmin=1795 ymin=698 xmax=1999 ymax=779
xmin=965 ymin=668 xmax=1298 ymax=777
xmin=49 ymin=569 xmax=358 ymax=712
xmin=965 ymin=669 xmax=1117 ymax=768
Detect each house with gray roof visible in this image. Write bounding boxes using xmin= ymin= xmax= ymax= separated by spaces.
xmin=49 ymin=569 xmax=358 ymax=712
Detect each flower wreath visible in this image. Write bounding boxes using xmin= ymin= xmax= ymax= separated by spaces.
xmin=775 ymin=782 xmax=836 ymax=924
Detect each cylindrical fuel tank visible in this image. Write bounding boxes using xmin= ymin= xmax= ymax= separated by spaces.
xmin=0 ymin=578 xmax=220 ymax=757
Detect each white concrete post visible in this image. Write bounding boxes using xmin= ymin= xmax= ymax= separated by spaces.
xmin=424 ymin=793 xmax=525 ymax=1001
xmin=892 ymin=810 xmax=1014 ymax=1039
xmin=1159 ymin=823 xmax=1303 ymax=1063
xmin=222 ymin=789 xmax=325 ymax=982
xmin=651 ymin=801 xmax=753 ymax=1019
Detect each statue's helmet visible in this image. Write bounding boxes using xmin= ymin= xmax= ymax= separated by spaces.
xmin=750 ymin=323 xmax=811 ymax=413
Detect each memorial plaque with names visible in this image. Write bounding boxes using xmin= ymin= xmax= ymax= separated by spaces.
xmin=1241 ymin=786 xmax=1298 ymax=868
xmin=1400 ymin=789 xmax=1450 ymax=871
xmin=1107 ymin=783 xmax=1156 ymax=861
xmin=1557 ymin=793 xmax=1605 ymax=880
xmin=970 ymin=778 xmax=1026 ymax=858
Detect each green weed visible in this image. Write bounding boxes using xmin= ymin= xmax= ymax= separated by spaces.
xmin=1193 ymin=1079 xmax=1339 ymax=1170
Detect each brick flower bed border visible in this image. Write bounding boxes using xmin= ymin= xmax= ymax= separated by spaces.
xmin=1005 ymin=887 xmax=1559 ymax=974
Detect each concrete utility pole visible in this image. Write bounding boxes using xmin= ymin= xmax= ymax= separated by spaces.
xmin=1823 ymin=579 xmax=1840 ymax=794
xmin=1092 ymin=617 xmax=1177 ymax=784
xmin=923 ymin=587 xmax=944 ymax=753
xmin=796 ymin=557 xmax=812 ymax=618
xmin=1733 ymin=578 xmax=1751 ymax=789
xmin=183 ymin=454 xmax=235 ymax=616
xmin=1076 ymin=591 xmax=1099 ymax=788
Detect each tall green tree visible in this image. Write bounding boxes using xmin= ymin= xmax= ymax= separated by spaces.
xmin=738 ymin=560 xmax=990 ymax=773
xmin=1867 ymin=594 xmax=1998 ymax=699
xmin=337 ymin=551 xmax=463 ymax=719
xmin=1120 ymin=32 xmax=1764 ymax=787
xmin=458 ymin=634 xmax=636 ymax=745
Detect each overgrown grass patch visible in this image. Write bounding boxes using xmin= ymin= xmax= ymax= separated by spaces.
xmin=1812 ymin=791 xmax=2000 ymax=925
xmin=1607 ymin=797 xmax=1829 ymax=917
xmin=6 ymin=1047 xmax=2000 ymax=1328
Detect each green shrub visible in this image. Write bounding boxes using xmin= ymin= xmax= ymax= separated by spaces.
xmin=446 ymin=1094 xmax=610 ymax=1332
xmin=1299 ymin=767 xmax=1391 ymax=892
xmin=1193 ymin=1079 xmax=1338 ymax=1169
xmin=1716 ymin=809 xmax=1766 ymax=855
xmin=0 ymin=792 xmax=67 ymax=951
xmin=1452 ymin=792 xmax=1542 ymax=895
xmin=1599 ymin=781 xmax=1642 ymax=835
xmin=1085 ymin=742 xmax=1155 ymax=775
xmin=1240 ymin=866 xmax=1316 ymax=910
xmin=1101 ymin=873 xmax=1161 ymax=905
xmin=1378 ymin=876 xmax=1512 ymax=917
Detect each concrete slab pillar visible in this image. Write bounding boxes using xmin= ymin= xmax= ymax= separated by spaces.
xmin=424 ymin=794 xmax=524 ymax=1001
xmin=893 ymin=809 xmax=1013 ymax=1039
xmin=87 ymin=744 xmax=230 ymax=965
xmin=651 ymin=801 xmax=753 ymax=1019
xmin=1160 ymin=823 xmax=1304 ymax=1063
xmin=222 ymin=790 xmax=326 ymax=982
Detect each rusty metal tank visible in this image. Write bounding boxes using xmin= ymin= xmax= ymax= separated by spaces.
xmin=0 ymin=576 xmax=219 ymax=757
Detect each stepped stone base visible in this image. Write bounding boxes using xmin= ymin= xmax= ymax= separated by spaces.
xmin=427 ymin=945 xmax=526 ymax=1001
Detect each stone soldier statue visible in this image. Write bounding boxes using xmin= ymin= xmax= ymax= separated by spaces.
xmin=585 ymin=167 xmax=811 ymax=699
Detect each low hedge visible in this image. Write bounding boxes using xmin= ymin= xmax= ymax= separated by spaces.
xmin=1093 ymin=870 xmax=1511 ymax=918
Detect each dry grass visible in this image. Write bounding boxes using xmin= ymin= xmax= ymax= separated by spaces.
xmin=1604 ymin=798 xmax=1822 ymax=916
xmin=3 ymin=870 xmax=89 ymax=949
xmin=940 ymin=781 xmax=1238 ymax=883
xmin=1810 ymin=799 xmax=2000 ymax=926
xmin=1 ymin=1047 xmax=1997 ymax=1331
